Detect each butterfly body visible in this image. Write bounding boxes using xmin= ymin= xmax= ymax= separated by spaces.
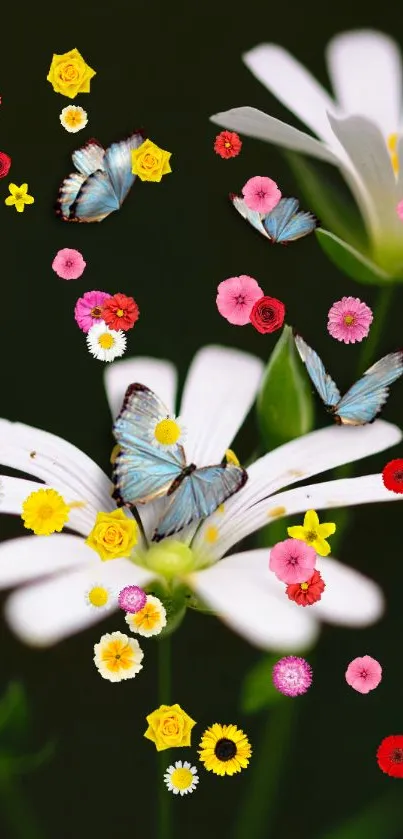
xmin=112 ymin=383 xmax=247 ymax=541
xmin=230 ymin=194 xmax=319 ymax=244
xmin=294 ymin=334 xmax=403 ymax=425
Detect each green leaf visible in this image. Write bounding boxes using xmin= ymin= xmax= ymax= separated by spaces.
xmin=315 ymin=228 xmax=395 ymax=285
xmin=257 ymin=324 xmax=314 ymax=452
xmin=144 ymin=581 xmax=187 ymax=639
xmin=240 ymin=655 xmax=285 ymax=714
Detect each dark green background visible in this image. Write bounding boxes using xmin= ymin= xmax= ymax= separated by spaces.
xmin=1 ymin=1 xmax=403 ymax=836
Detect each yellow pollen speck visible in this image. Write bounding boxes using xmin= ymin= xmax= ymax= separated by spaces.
xmin=225 ymin=449 xmax=240 ymax=467
xmin=98 ymin=332 xmax=114 ymax=349
xmin=267 ymin=506 xmax=287 ymax=518
xmin=110 ymin=444 xmax=121 ymax=464
xmin=154 ymin=418 xmax=181 ymax=445
xmin=205 ymin=526 xmax=219 ymax=543
xmin=300 ymin=582 xmax=309 ymax=591
xmin=388 ymin=133 xmax=399 ymax=174
xmin=288 ymin=470 xmax=305 ymax=478
xmin=217 ymin=504 xmax=225 ymax=513
xmin=88 ymin=586 xmax=109 ymax=607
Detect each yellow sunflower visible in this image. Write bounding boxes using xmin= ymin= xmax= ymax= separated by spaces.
xmin=198 ymin=723 xmax=252 ymax=776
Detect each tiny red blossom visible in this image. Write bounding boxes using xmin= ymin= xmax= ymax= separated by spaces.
xmin=0 ymin=151 xmax=11 ymax=179
xmin=214 ymin=131 xmax=242 ymax=159
xmin=377 ymin=735 xmax=403 ymax=778
xmin=102 ymin=293 xmax=139 ymax=331
xmin=382 ymin=459 xmax=403 ymax=494
xmin=250 ymin=295 xmax=285 ymax=334
xmin=286 ymin=569 xmax=325 ymax=606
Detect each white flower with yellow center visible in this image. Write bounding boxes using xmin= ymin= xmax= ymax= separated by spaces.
xmin=151 ymin=414 xmax=186 ymax=450
xmin=85 ymin=583 xmax=113 ymax=611
xmin=125 ymin=594 xmax=167 ymax=637
xmin=164 ymin=761 xmax=199 ymax=795
xmin=86 ymin=321 xmax=126 ymax=362
xmin=93 ymin=630 xmax=143 ymax=682
xmin=59 ymin=105 xmax=88 ymax=133
xmin=210 ymin=29 xmax=403 ymax=277
xmin=0 ymin=346 xmax=402 ymax=648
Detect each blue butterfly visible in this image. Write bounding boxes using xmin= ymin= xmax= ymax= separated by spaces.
xmin=112 ymin=383 xmax=248 ymax=541
xmin=230 ymin=194 xmax=319 ymax=244
xmin=56 ymin=132 xmax=145 ymax=223
xmin=294 ymin=334 xmax=403 ymax=425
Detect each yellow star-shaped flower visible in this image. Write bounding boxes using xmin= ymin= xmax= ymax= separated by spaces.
xmin=287 ymin=509 xmax=336 ymax=557
xmin=5 ymin=183 xmax=34 ymax=213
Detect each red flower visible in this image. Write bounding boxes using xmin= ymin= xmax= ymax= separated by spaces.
xmin=102 ymin=293 xmax=139 ymax=331
xmin=377 ymin=735 xmax=403 ymax=777
xmin=286 ymin=569 xmax=325 ymax=606
xmin=382 ymin=459 xmax=403 ymax=494
xmin=0 ymin=151 xmax=11 ymax=179
xmin=214 ymin=131 xmax=242 ymax=159
xmin=249 ymin=296 xmax=285 ymax=334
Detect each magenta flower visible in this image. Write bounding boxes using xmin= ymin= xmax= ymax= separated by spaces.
xmin=327 ymin=296 xmax=373 ymax=344
xmin=52 ymin=248 xmax=86 ymax=280
xmin=118 ymin=585 xmax=147 ymax=614
xmin=345 ymin=655 xmax=382 ymax=694
xmin=241 ymin=176 xmax=282 ymax=214
xmin=216 ymin=275 xmax=263 ymax=326
xmin=269 ymin=538 xmax=316 ymax=584
xmin=74 ymin=290 xmax=112 ymax=333
xmin=397 ymin=200 xmax=403 ymax=220
xmin=272 ymin=656 xmax=313 ymax=697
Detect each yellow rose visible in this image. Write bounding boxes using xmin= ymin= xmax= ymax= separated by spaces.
xmin=47 ymin=48 xmax=96 ymax=99
xmin=144 ymin=704 xmax=196 ymax=751
xmin=131 ymin=140 xmax=172 ymax=182
xmin=85 ymin=509 xmax=138 ymax=561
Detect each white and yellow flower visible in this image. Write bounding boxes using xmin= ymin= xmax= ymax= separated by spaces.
xmin=93 ymin=630 xmax=143 ymax=681
xmin=150 ymin=414 xmax=186 ymax=450
xmin=164 ymin=761 xmax=199 ymax=795
xmin=125 ymin=594 xmax=167 ymax=637
xmin=86 ymin=321 xmax=126 ymax=362
xmin=59 ymin=105 xmax=88 ymax=133
xmin=85 ymin=584 xmax=113 ymax=611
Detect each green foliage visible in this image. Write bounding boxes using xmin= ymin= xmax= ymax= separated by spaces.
xmin=0 ymin=682 xmax=54 ymax=778
xmin=240 ymin=655 xmax=285 ymax=714
xmin=315 ymin=229 xmax=395 ymax=285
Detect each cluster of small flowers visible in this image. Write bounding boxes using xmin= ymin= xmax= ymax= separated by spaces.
xmin=272 ymin=654 xmax=382 ymax=698
xmin=268 ymin=509 xmax=333 ymax=606
xmin=217 ymin=275 xmax=285 ymax=334
xmin=74 ymin=289 xmax=139 ymax=361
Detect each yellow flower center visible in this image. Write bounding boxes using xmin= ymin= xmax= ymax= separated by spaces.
xmin=344 ymin=315 xmax=355 ymax=325
xmin=171 ymin=767 xmax=193 ymax=790
xmin=14 ymin=191 xmax=24 ymax=201
xmin=305 ymin=530 xmax=317 ymax=543
xmin=134 ymin=602 xmax=161 ymax=631
xmin=102 ymin=640 xmax=133 ymax=671
xmin=300 ymin=582 xmax=309 ymax=591
xmin=91 ymin=306 xmax=102 ymax=318
xmin=225 ymin=449 xmax=240 ymax=467
xmin=66 ymin=109 xmax=81 ymax=126
xmin=88 ymin=586 xmax=109 ymax=607
xmin=61 ymin=62 xmax=80 ymax=82
xmin=224 ymin=142 xmax=231 ymax=148
xmin=37 ymin=504 xmax=54 ymax=521
xmin=98 ymin=333 xmax=114 ymax=349
xmin=116 ymin=308 xmax=124 ymax=317
xmin=204 ymin=526 xmax=219 ymax=543
xmin=154 ymin=418 xmax=181 ymax=445
xmin=387 ymin=133 xmax=399 ymax=175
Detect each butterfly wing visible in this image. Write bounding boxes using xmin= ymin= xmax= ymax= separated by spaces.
xmin=72 ymin=140 xmax=106 ymax=176
xmin=113 ymin=383 xmax=173 ymax=447
xmin=230 ymin=194 xmax=271 ymax=239
xmin=56 ymin=172 xmax=86 ymax=220
xmin=294 ymin=334 xmax=341 ymax=408
xmin=69 ymin=171 xmax=120 ymax=222
xmin=152 ymin=463 xmax=248 ymax=541
xmin=104 ymin=131 xmax=144 ymax=206
xmin=263 ymin=198 xmax=318 ymax=243
xmin=336 ymin=351 xmax=403 ymax=425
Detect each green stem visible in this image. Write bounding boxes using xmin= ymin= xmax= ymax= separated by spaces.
xmin=0 ymin=775 xmax=44 ymax=839
xmin=157 ymin=636 xmax=172 ymax=839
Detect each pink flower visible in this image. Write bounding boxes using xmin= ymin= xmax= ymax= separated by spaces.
xmin=397 ymin=200 xmax=403 ymax=220
xmin=269 ymin=538 xmax=317 ymax=584
xmin=74 ymin=291 xmax=112 ymax=333
xmin=216 ymin=275 xmax=263 ymax=326
xmin=52 ymin=248 xmax=86 ymax=280
xmin=241 ymin=176 xmax=282 ymax=214
xmin=272 ymin=656 xmax=313 ymax=697
xmin=327 ymin=296 xmax=373 ymax=344
xmin=345 ymin=655 xmax=382 ymax=694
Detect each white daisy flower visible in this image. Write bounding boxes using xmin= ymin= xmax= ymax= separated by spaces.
xmin=164 ymin=761 xmax=199 ymax=795
xmin=86 ymin=321 xmax=126 ymax=363
xmin=85 ymin=583 xmax=113 ymax=611
xmin=150 ymin=414 xmax=186 ymax=450
xmin=0 ymin=346 xmax=401 ymax=648
xmin=59 ymin=105 xmax=88 ymax=133
xmin=210 ymin=30 xmax=403 ymax=277
xmin=125 ymin=594 xmax=167 ymax=637
xmin=93 ymin=631 xmax=143 ymax=682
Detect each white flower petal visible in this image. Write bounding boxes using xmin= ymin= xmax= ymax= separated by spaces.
xmin=0 ymin=476 xmax=94 ymax=537
xmin=210 ymin=106 xmax=339 ymax=164
xmin=189 ymin=550 xmax=318 ymax=651
xmin=243 ymin=44 xmax=339 ymax=146
xmin=193 ymin=421 xmax=401 ymax=558
xmin=4 ymin=558 xmax=154 ymax=646
xmin=104 ymin=357 xmax=177 ymax=420
xmin=179 ymin=345 xmax=263 ymax=465
xmin=326 ymin=30 xmax=402 ymax=136
xmin=0 ymin=534 xmax=95 ymax=589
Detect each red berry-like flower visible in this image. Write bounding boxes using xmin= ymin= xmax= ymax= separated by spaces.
xmin=0 ymin=151 xmax=11 ymax=179
xmin=102 ymin=293 xmax=139 ymax=331
xmin=377 ymin=735 xmax=403 ymax=777
xmin=249 ymin=296 xmax=285 ymax=334
xmin=214 ymin=131 xmax=242 ymax=159
xmin=382 ymin=459 xmax=403 ymax=494
xmin=286 ymin=569 xmax=325 ymax=606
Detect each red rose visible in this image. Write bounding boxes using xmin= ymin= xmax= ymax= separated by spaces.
xmin=382 ymin=459 xmax=403 ymax=494
xmin=213 ymin=131 xmax=242 ymax=159
xmin=249 ymin=296 xmax=285 ymax=334
xmin=102 ymin=293 xmax=139 ymax=331
xmin=0 ymin=151 xmax=11 ymax=179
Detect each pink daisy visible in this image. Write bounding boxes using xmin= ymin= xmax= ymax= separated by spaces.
xmin=216 ymin=275 xmax=263 ymax=326
xmin=397 ymin=200 xmax=403 ymax=220
xmin=269 ymin=538 xmax=317 ymax=584
xmin=241 ymin=176 xmax=282 ymax=214
xmin=345 ymin=655 xmax=382 ymax=694
xmin=327 ymin=296 xmax=373 ymax=344
xmin=52 ymin=248 xmax=86 ymax=280
xmin=74 ymin=290 xmax=112 ymax=333
xmin=272 ymin=656 xmax=313 ymax=697
xmin=118 ymin=585 xmax=147 ymax=614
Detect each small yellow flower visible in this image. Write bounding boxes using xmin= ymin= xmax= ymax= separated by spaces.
xmin=131 ymin=139 xmax=172 ymax=182
xmin=21 ymin=488 xmax=70 ymax=535
xmin=287 ymin=509 xmax=336 ymax=557
xmin=198 ymin=723 xmax=252 ymax=776
xmin=125 ymin=595 xmax=167 ymax=637
xmin=47 ymin=48 xmax=96 ymax=99
xmin=144 ymin=704 xmax=196 ymax=751
xmin=5 ymin=183 xmax=34 ymax=213
xmin=59 ymin=105 xmax=88 ymax=133
xmin=85 ymin=509 xmax=138 ymax=561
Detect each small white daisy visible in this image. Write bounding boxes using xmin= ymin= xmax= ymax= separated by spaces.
xmin=164 ymin=761 xmax=199 ymax=795
xmin=85 ymin=584 xmax=113 ymax=611
xmin=86 ymin=321 xmax=126 ymax=362
xmin=93 ymin=631 xmax=144 ymax=682
xmin=125 ymin=594 xmax=167 ymax=637
xmin=59 ymin=105 xmax=88 ymax=133
xmin=150 ymin=414 xmax=186 ymax=450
